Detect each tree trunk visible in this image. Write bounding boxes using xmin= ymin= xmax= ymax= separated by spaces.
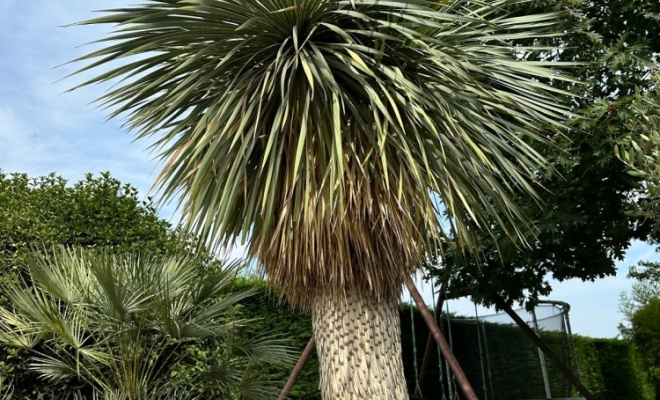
xmin=311 ymin=289 xmax=409 ymax=399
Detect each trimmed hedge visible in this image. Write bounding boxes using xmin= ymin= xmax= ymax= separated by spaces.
xmin=234 ymin=284 xmax=655 ymax=400
xmin=400 ymin=308 xmax=655 ymax=400
xmin=399 ymin=307 xmax=575 ymax=400
xmin=4 ymin=276 xmax=655 ymax=400
xmin=229 ymin=278 xmax=321 ymax=400
xmin=573 ymin=336 xmax=655 ymax=400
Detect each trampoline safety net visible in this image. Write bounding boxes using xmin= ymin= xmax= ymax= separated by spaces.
xmin=401 ymin=301 xmax=584 ymax=400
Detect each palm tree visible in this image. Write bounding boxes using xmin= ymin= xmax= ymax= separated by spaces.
xmin=0 ymin=247 xmax=296 ymax=399
xmin=69 ymin=0 xmax=575 ymax=397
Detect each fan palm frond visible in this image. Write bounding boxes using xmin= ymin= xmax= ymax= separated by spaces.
xmin=0 ymin=247 xmax=294 ymax=399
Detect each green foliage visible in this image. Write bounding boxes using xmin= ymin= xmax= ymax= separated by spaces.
xmin=0 ymin=172 xmax=281 ymax=398
xmin=435 ymin=0 xmax=660 ymax=307
xmin=0 ymin=171 xmax=189 ymax=270
xmin=0 ymin=172 xmax=198 ymax=397
xmin=631 ymin=299 xmax=660 ymax=394
xmin=615 ymin=73 xmax=660 ymax=226
xmin=0 ymin=248 xmax=297 ymax=400
xmin=228 ymin=278 xmax=321 ymax=400
xmin=620 ymin=261 xmax=660 ymax=337
xmin=573 ymin=336 xmax=655 ymax=400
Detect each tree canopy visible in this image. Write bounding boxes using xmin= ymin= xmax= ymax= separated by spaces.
xmin=69 ymin=0 xmax=578 ymax=309
xmin=0 ymin=171 xmax=193 ymax=272
xmin=615 ymin=74 xmax=660 ymax=227
xmin=433 ymin=0 xmax=660 ymax=306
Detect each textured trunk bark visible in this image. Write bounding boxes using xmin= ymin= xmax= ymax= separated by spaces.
xmin=312 ymin=289 xmax=409 ymax=400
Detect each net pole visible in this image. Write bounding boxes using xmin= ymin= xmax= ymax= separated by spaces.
xmin=480 ymin=322 xmax=495 ymax=400
xmin=558 ymin=305 xmax=572 ymax=396
xmin=532 ymin=308 xmax=553 ymax=399
xmin=563 ymin=304 xmax=582 ymax=381
xmin=474 ymin=304 xmax=489 ymax=400
xmin=436 ymin=284 xmax=448 ymax=400
xmin=410 ymin=291 xmax=423 ymax=397
xmin=491 ymin=294 xmax=597 ymax=400
xmin=445 ymin=292 xmax=459 ymax=400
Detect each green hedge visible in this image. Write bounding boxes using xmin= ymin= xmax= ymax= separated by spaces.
xmin=399 ymin=307 xmax=575 ymax=400
xmin=233 ymin=286 xmax=655 ymax=400
xmin=4 ymin=276 xmax=655 ymax=400
xmin=399 ymin=308 xmax=655 ymax=400
xmin=229 ymin=278 xmax=321 ymax=400
xmin=573 ymin=336 xmax=655 ymax=400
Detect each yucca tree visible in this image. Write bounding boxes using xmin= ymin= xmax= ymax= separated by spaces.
xmin=0 ymin=247 xmax=296 ymax=400
xmin=69 ymin=0 xmax=576 ymax=397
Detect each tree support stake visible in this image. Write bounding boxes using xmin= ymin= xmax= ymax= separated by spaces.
xmin=278 ymin=336 xmax=316 ymax=400
xmin=491 ymin=294 xmax=596 ymax=400
xmin=279 ymin=279 xmax=480 ymax=400
xmin=406 ymin=276 xmax=479 ymax=400
xmin=415 ymin=281 xmax=447 ymax=397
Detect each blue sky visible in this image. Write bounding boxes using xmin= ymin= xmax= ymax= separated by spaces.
xmin=1 ymin=0 xmax=658 ymax=339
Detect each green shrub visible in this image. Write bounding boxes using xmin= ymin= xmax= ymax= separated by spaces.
xmin=0 ymin=172 xmax=198 ymax=397
xmin=229 ymin=278 xmax=321 ymax=400
xmin=631 ymin=299 xmax=660 ymax=398
xmin=572 ymin=336 xmax=654 ymax=400
xmin=0 ymin=248 xmax=296 ymax=400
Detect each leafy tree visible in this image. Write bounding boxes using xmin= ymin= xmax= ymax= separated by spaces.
xmin=631 ymin=298 xmax=660 ymax=399
xmin=434 ymin=0 xmax=660 ymax=307
xmin=0 ymin=247 xmax=296 ymax=400
xmin=615 ymin=74 xmax=660 ymax=226
xmin=0 ymin=171 xmax=190 ymax=273
xmin=620 ymin=261 xmax=660 ymax=337
xmin=69 ymin=0 xmax=578 ymax=397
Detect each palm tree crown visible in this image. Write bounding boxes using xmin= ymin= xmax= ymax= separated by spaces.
xmin=70 ymin=0 xmax=574 ymax=307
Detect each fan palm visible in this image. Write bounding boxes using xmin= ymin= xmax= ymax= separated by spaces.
xmin=69 ymin=0 xmax=576 ymax=397
xmin=0 ymin=247 xmax=296 ymax=400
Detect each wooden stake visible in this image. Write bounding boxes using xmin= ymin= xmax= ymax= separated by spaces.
xmin=491 ymin=294 xmax=596 ymax=400
xmin=278 ymin=336 xmax=316 ymax=400
xmin=406 ymin=276 xmax=479 ymax=400
xmin=415 ymin=281 xmax=447 ymax=397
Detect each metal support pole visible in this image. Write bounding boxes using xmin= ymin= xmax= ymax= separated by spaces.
xmin=480 ymin=322 xmax=495 ymax=400
xmin=563 ymin=305 xmax=582 ymax=382
xmin=475 ymin=305 xmax=489 ymax=400
xmin=278 ymin=336 xmax=316 ymax=400
xmin=406 ymin=276 xmax=480 ymax=400
xmin=532 ymin=309 xmax=552 ymax=399
xmin=491 ymin=295 xmax=596 ymax=400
